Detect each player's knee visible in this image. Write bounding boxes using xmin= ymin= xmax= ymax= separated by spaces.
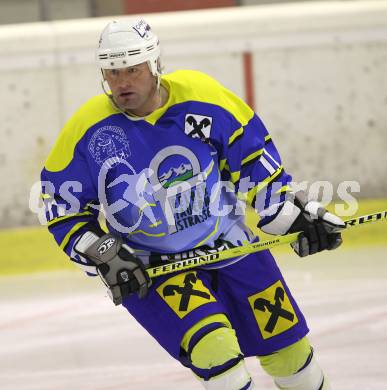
xmin=181 ymin=314 xmax=252 ymax=389
xmin=257 ymin=337 xmax=328 ymax=389
xmin=181 ymin=314 xmax=236 ymax=369
xmin=191 ymin=325 xmax=241 ymax=369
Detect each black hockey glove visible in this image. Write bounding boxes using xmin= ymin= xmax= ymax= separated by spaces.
xmin=75 ymin=232 xmax=151 ymax=304
xmin=258 ymin=192 xmax=345 ymax=257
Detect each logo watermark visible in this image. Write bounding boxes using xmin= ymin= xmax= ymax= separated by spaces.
xmin=31 ymin=160 xmax=361 ymax=233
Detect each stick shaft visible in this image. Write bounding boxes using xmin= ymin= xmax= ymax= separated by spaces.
xmin=147 ymin=232 xmax=300 ymax=278
xmin=344 ymin=210 xmax=387 ymax=227
xmin=146 ymin=210 xmax=387 ymax=278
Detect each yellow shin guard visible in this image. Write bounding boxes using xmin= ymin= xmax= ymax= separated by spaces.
xmin=181 ymin=314 xmax=254 ymax=389
xmin=258 ymin=337 xmax=329 ymax=390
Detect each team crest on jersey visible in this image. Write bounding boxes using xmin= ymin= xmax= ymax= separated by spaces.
xmin=88 ymin=126 xmax=131 ymax=166
xmin=184 ymin=114 xmax=213 ymax=140
xmin=248 ymin=280 xmax=298 ymax=339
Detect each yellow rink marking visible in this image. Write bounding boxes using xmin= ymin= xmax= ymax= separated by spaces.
xmin=0 ymin=227 xmax=76 ymax=275
xmin=0 ymin=199 xmax=386 ymax=276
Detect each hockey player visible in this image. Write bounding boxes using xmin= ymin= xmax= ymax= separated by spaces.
xmin=41 ymin=18 xmax=345 ymax=389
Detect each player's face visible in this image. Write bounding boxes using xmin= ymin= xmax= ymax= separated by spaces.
xmin=103 ymin=62 xmax=158 ymax=116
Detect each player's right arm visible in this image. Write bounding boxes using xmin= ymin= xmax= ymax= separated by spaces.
xmin=40 ymin=97 xmax=111 ymax=274
xmin=41 ymin=157 xmax=151 ymax=302
xmin=41 ymin=139 xmax=104 ymax=276
xmin=41 ymin=97 xmax=151 ymax=301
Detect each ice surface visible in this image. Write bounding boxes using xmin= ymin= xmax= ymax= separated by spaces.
xmin=1 ymin=247 xmax=386 ymax=389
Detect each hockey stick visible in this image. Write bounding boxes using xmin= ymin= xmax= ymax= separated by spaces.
xmin=146 ymin=210 xmax=387 ymax=278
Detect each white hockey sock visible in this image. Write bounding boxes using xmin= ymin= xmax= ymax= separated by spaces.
xmin=201 ymin=360 xmax=255 ymax=390
xmin=274 ymin=356 xmax=329 ymax=390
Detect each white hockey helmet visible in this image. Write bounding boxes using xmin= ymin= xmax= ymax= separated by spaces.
xmin=97 ymin=18 xmax=161 ymax=77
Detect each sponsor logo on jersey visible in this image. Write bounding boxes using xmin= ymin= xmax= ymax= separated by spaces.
xmin=88 ymin=126 xmax=131 ymax=166
xmin=248 ymin=280 xmax=298 ymax=339
xmin=148 ymin=145 xmax=214 ymax=234
xmin=156 ymin=272 xmax=216 ymax=318
xmin=184 ymin=114 xmax=213 ymax=140
xmin=158 ymin=161 xmax=193 ymax=189
xmin=151 ymin=238 xmax=236 ymax=262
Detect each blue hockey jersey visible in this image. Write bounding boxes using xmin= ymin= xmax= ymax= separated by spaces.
xmin=41 ymin=70 xmax=291 ymax=273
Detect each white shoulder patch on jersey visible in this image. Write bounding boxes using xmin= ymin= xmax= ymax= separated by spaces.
xmin=184 ymin=114 xmax=212 ymax=140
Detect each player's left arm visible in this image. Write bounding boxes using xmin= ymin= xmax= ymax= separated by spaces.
xmin=213 ymin=87 xmax=344 ymax=257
